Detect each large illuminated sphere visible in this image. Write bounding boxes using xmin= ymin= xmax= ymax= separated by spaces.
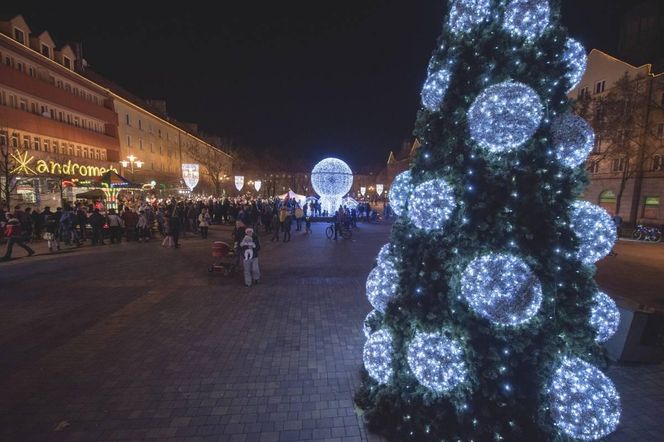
xmin=552 ymin=112 xmax=595 ymax=168
xmin=407 ymin=331 xmax=467 ymax=393
xmin=549 ymin=356 xmax=621 ymax=440
xmin=563 ymin=38 xmax=587 ymax=92
xmin=590 ymin=291 xmax=621 ymax=343
xmin=363 ymin=310 xmax=382 ymax=339
xmin=468 ymin=81 xmax=544 ymax=154
xmin=366 ymin=257 xmax=400 ymax=313
xmin=570 ymin=201 xmax=617 ymax=265
xmin=311 ymin=158 xmax=353 ymax=213
xmin=407 ymin=178 xmax=456 ymax=232
xmin=422 ymin=66 xmax=453 ymax=111
xmin=448 ymin=0 xmax=492 ymax=36
xmin=363 ymin=329 xmax=394 ymax=384
xmin=461 ymin=253 xmax=543 ymax=326
xmin=503 ymin=0 xmax=550 ymax=42
xmin=377 ymin=242 xmax=397 ymax=266
xmin=388 ymin=171 xmax=413 ymax=217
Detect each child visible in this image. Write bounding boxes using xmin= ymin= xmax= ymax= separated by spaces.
xmin=240 ymin=227 xmax=256 ymax=260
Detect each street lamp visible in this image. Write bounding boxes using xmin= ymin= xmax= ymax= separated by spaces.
xmin=119 ymin=154 xmax=143 ymax=175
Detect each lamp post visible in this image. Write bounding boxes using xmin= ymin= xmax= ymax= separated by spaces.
xmin=119 ymin=154 xmax=143 ymax=175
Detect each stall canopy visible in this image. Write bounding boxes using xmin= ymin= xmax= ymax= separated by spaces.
xmin=99 ymin=171 xmax=142 ymax=189
xmin=278 ymin=189 xmax=307 ymax=206
xmin=76 ymin=188 xmax=107 ymax=200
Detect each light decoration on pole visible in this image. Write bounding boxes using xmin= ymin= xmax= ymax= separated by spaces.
xmin=360 ymin=186 xmax=366 ymax=196
xmin=234 ymin=176 xmax=244 ymax=192
xmin=406 ymin=331 xmax=467 ymax=393
xmin=563 ymin=38 xmax=587 ymax=92
xmin=569 ymin=201 xmax=617 ymax=265
xmin=366 ymin=253 xmax=400 ymax=313
xmin=421 ymin=64 xmax=453 ymax=111
xmin=363 ymin=310 xmax=382 ymax=339
xmin=468 ymin=81 xmax=544 ymax=154
xmin=363 ymin=329 xmax=394 ymax=384
xmin=376 ymin=184 xmax=384 ymax=196
xmin=181 ymin=163 xmax=200 ymax=191
xmin=502 ymin=0 xmax=550 ymax=43
xmin=548 ymin=356 xmax=621 ymax=440
xmin=388 ymin=170 xmax=413 ymax=217
xmin=254 ymin=180 xmax=262 ymax=192
xmin=311 ymin=158 xmax=354 ymax=215
xmin=551 ymin=113 xmax=595 ymax=169
xmin=447 ymin=0 xmax=492 ymax=36
xmin=407 ymin=178 xmax=456 ymax=232
xmin=460 ymin=253 xmax=543 ymax=326
xmin=590 ymin=291 xmax=621 ymax=343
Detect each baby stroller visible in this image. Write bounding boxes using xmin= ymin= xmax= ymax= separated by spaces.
xmin=208 ymin=241 xmax=237 ymax=275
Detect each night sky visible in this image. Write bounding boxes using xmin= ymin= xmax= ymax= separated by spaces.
xmin=16 ymin=0 xmax=632 ymax=169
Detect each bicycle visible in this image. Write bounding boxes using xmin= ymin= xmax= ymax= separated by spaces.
xmin=632 ymin=224 xmax=662 ymax=242
xmin=326 ymin=222 xmax=352 ymax=240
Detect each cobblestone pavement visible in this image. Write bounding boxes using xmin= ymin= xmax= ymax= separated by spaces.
xmin=0 ymin=223 xmax=661 ymax=441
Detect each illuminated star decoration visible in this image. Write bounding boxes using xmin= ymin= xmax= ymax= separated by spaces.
xmin=407 ymin=178 xmax=456 ymax=232
xmin=569 ymin=201 xmax=617 ymax=265
xmin=421 ymin=63 xmax=454 ymax=112
xmin=10 ymin=151 xmax=37 ymax=175
xmin=551 ymin=112 xmax=595 ymax=168
xmin=502 ymin=0 xmax=551 ymax=43
xmin=468 ymin=81 xmax=544 ymax=154
xmin=388 ymin=171 xmax=413 ymax=217
xmin=363 ymin=329 xmax=394 ymax=384
xmin=563 ymin=38 xmax=587 ymax=92
xmin=366 ymin=253 xmax=400 ymax=312
xmin=549 ymin=356 xmax=621 ymax=440
xmin=590 ymin=291 xmax=620 ymax=343
xmin=448 ymin=0 xmax=492 ymax=36
xmin=461 ymin=253 xmax=543 ymax=326
xmin=407 ymin=331 xmax=467 ymax=393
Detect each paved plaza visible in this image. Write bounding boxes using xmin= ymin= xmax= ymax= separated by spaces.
xmin=0 ymin=223 xmax=662 ymax=441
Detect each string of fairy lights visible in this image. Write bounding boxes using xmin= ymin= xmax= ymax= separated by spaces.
xmin=360 ymin=0 xmax=623 ymax=440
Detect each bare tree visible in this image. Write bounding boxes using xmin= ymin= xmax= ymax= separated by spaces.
xmin=186 ymin=140 xmax=233 ymax=196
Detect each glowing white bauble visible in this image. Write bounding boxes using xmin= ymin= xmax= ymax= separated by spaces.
xmin=461 ymin=253 xmax=543 ymax=326
xmin=549 ymin=356 xmax=621 ymax=440
xmin=363 ymin=309 xmax=381 ymax=339
xmin=448 ymin=0 xmax=492 ymax=36
xmin=407 ymin=178 xmax=456 ymax=232
xmin=503 ymin=0 xmax=550 ymax=42
xmin=468 ymin=81 xmax=544 ymax=154
xmin=563 ymin=38 xmax=587 ymax=92
xmin=570 ymin=201 xmax=617 ymax=265
xmin=377 ymin=243 xmax=394 ymax=265
xmin=363 ymin=329 xmax=394 ymax=384
xmin=552 ymin=112 xmax=595 ymax=168
xmin=311 ymin=158 xmax=353 ymax=214
xmin=388 ymin=171 xmax=413 ymax=217
xmin=366 ymin=257 xmax=399 ymax=313
xmin=590 ymin=291 xmax=620 ymax=343
xmin=422 ymin=66 xmax=453 ymax=111
xmin=407 ymin=331 xmax=467 ymax=393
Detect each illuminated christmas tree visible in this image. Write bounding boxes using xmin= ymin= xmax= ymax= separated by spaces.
xmin=355 ymin=0 xmax=622 ymax=440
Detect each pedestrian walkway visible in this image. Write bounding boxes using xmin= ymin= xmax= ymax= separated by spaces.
xmin=0 ymin=222 xmax=661 ymax=441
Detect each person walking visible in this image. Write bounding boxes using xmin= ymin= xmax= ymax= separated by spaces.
xmin=198 ymin=208 xmax=211 ymax=239
xmin=295 ymin=205 xmax=304 ymax=231
xmin=169 ymin=208 xmax=181 ymax=248
xmin=42 ymin=207 xmax=60 ymax=252
xmin=283 ymin=210 xmax=292 ymax=242
xmin=107 ymin=209 xmax=124 ymax=244
xmin=1 ymin=214 xmax=35 ymax=260
xmin=242 ymin=227 xmax=261 ymax=287
xmin=136 ymin=210 xmax=150 ymax=242
xmin=88 ymin=208 xmax=106 ymax=245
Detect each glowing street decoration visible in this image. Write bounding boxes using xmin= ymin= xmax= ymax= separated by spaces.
xmin=590 ymin=291 xmax=620 ymax=343
xmin=254 ymin=180 xmax=262 ymax=192
xmin=468 ymin=81 xmax=544 ymax=154
xmin=448 ymin=0 xmax=492 ymax=36
xmin=407 ymin=178 xmax=456 ymax=232
xmin=311 ymin=158 xmax=354 ymax=214
xmin=570 ymin=201 xmax=617 ymax=265
xmin=461 ymin=253 xmax=543 ymax=326
xmin=10 ymin=151 xmax=118 ymax=177
xmin=407 ymin=331 xmax=467 ymax=393
xmin=181 ymin=164 xmax=200 ymax=191
xmin=376 ymin=184 xmax=384 ymax=196
xmin=360 ymin=186 xmax=366 ymax=196
xmin=363 ymin=329 xmax=394 ymax=384
xmin=563 ymin=38 xmax=587 ymax=92
xmin=234 ymin=175 xmax=244 ymax=192
xmin=552 ymin=112 xmax=595 ymax=169
xmin=389 ymin=170 xmax=413 ymax=217
xmin=549 ymin=356 xmax=621 ymax=440
xmin=503 ymin=0 xmax=550 ymax=43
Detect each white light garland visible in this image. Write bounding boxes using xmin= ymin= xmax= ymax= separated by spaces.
xmin=502 ymin=0 xmax=550 ymax=43
xmin=407 ymin=331 xmax=467 ymax=393
xmin=460 ymin=253 xmax=543 ymax=326
xmin=563 ymin=38 xmax=587 ymax=92
xmin=407 ymin=178 xmax=456 ymax=232
xmin=448 ymin=0 xmax=492 ymax=36
xmin=468 ymin=81 xmax=544 ymax=154
xmin=422 ymin=65 xmax=453 ymax=111
xmin=590 ymin=291 xmax=620 ymax=343
xmin=311 ymin=158 xmax=353 ymax=214
xmin=551 ymin=112 xmax=595 ymax=168
xmin=366 ymin=256 xmax=400 ymax=313
xmin=363 ymin=309 xmax=382 ymax=339
xmin=549 ymin=356 xmax=621 ymax=440
xmin=388 ymin=171 xmax=413 ymax=217
xmin=363 ymin=329 xmax=394 ymax=384
xmin=570 ymin=201 xmax=617 ymax=265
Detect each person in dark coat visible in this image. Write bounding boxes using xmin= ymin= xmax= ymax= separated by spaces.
xmin=88 ymin=208 xmax=106 ymax=245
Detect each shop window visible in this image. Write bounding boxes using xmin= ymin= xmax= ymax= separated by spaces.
xmin=599 ymin=190 xmax=617 ymax=214
xmin=643 ymin=197 xmax=660 ymax=219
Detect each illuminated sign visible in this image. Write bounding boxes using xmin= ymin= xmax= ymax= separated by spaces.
xmin=181 ymin=163 xmax=200 ymax=190
xmin=235 ymin=176 xmax=244 ymax=191
xmin=10 ymin=151 xmax=118 ymax=177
